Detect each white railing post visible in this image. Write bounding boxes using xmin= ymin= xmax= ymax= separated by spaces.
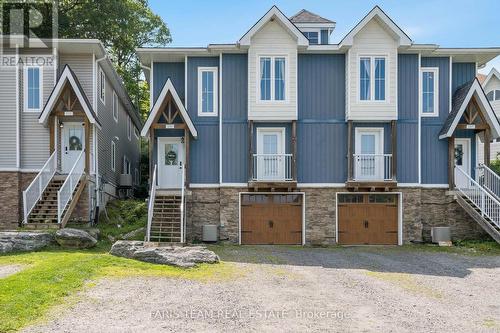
xmin=180 ymin=164 xmax=186 ymax=243
xmin=252 ymin=154 xmax=293 ymax=181
xmin=352 ymin=154 xmax=393 ymax=181
xmin=481 ymin=190 xmax=485 ymax=216
xmin=57 ymin=150 xmax=85 ymax=225
xmin=146 ymin=165 xmax=157 ymax=242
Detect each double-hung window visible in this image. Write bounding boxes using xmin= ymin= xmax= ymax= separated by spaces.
xmin=303 ymin=31 xmax=319 ymax=44
xmin=198 ymin=67 xmax=218 ymax=116
xmin=111 ymin=141 xmax=116 ymax=171
xmin=112 ymin=91 xmax=118 ymax=122
xmin=420 ymin=68 xmax=439 ymax=116
xmin=127 ymin=115 xmax=131 ymax=140
xmin=359 ymin=56 xmax=386 ymax=101
xmin=259 ymin=56 xmax=286 ymax=102
xmin=25 ymin=66 xmax=42 ymax=112
xmin=99 ymin=67 xmax=105 ymax=104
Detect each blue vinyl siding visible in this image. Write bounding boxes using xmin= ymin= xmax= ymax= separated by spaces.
xmin=221 ymin=54 xmax=248 ymax=183
xmin=452 ymin=63 xmax=476 ymax=93
xmin=397 ymin=54 xmax=419 ymax=183
xmin=421 ymin=57 xmax=450 ymax=184
xmin=297 ymin=54 xmax=346 ymax=183
xmin=320 ymin=29 xmax=329 ymax=44
xmin=455 ymin=129 xmax=476 ymax=179
xmin=153 ymin=62 xmax=184 ymax=104
xmin=186 ymin=57 xmax=219 ymax=123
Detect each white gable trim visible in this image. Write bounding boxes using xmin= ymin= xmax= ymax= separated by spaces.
xmin=340 ymin=6 xmax=412 ymax=47
xmin=239 ymin=6 xmax=309 ymax=47
xmin=141 ymin=78 xmax=198 ymax=139
xmin=39 ymin=66 xmax=100 ymax=129
xmin=439 ymin=80 xmax=500 ymax=139
xmin=482 ymin=68 xmax=500 ymax=88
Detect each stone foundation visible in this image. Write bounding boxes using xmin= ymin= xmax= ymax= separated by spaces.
xmin=183 ymin=186 xmax=488 ymax=245
xmin=0 ymin=172 xmax=22 ymax=230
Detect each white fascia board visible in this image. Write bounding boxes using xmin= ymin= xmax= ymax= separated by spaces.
xmin=483 ymin=68 xmax=500 ymax=87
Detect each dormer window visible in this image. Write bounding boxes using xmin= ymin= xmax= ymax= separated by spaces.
xmin=303 ymin=31 xmax=319 ymax=44
xmin=259 ymin=56 xmax=286 ymax=102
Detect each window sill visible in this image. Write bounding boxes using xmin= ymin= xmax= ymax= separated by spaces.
xmin=421 ymin=112 xmax=439 ymax=117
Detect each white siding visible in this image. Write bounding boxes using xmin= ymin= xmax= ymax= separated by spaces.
xmin=485 ymin=75 xmax=500 ymax=112
xmin=248 ymin=20 xmax=297 ymax=120
xmin=0 ymin=65 xmax=17 ymax=168
xmin=479 ymin=76 xmax=500 ymax=163
xmin=347 ymin=18 xmax=398 ymax=120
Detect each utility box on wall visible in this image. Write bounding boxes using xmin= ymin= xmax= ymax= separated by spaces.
xmin=202 ymin=225 xmax=218 ymax=242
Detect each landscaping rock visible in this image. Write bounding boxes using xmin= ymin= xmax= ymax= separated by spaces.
xmin=110 ymin=240 xmax=219 ymax=268
xmin=54 ymin=228 xmax=97 ymax=249
xmin=122 ymin=227 xmax=145 ymax=240
xmin=85 ymin=228 xmax=100 ymax=240
xmin=0 ymin=231 xmax=55 ymax=253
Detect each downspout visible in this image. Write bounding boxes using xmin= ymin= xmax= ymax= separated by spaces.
xmin=94 ymin=53 xmax=107 ymax=210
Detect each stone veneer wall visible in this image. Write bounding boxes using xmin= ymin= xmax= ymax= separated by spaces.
xmin=0 ymin=172 xmax=37 ymax=229
xmin=183 ymin=186 xmax=488 ymax=245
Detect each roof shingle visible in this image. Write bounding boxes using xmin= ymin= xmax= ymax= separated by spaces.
xmin=290 ymin=9 xmax=335 ymax=24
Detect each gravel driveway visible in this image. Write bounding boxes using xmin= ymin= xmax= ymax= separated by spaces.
xmin=23 ymin=246 xmax=500 ymax=333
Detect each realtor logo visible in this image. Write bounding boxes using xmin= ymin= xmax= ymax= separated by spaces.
xmin=0 ymin=0 xmax=58 ymax=51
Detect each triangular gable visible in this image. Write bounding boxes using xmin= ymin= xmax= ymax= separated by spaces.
xmin=439 ymin=78 xmax=500 ymax=139
xmin=141 ymin=78 xmax=197 ymax=139
xmin=339 ymin=6 xmax=412 ymax=47
xmin=39 ymin=65 xmax=101 ymax=128
xmin=239 ymin=6 xmax=309 ymax=47
xmin=482 ymin=68 xmax=500 ymax=88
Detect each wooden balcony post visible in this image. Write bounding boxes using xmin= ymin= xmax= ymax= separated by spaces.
xmin=347 ymin=120 xmax=353 ymax=180
xmin=248 ymin=120 xmax=254 ymax=181
xmin=448 ymin=136 xmax=455 ymax=189
xmin=391 ymin=120 xmax=397 ymax=181
xmin=292 ymin=120 xmax=297 ymax=181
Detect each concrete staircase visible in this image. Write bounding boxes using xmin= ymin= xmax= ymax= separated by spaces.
xmin=149 ymin=194 xmax=182 ymax=243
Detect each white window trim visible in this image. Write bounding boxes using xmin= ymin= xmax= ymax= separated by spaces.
xmin=354 ymin=127 xmax=384 ymax=155
xmin=24 ymin=66 xmax=43 ymax=112
xmin=357 ymin=55 xmax=388 ymax=103
xmin=99 ymin=66 xmax=106 ymax=105
xmin=420 ymin=67 xmax=439 ymax=117
xmin=197 ymin=66 xmax=218 ymax=116
xmin=301 ymin=28 xmax=320 ymax=44
xmin=127 ymin=115 xmax=131 ymax=141
xmin=487 ymin=89 xmax=500 ymax=101
xmin=256 ymin=54 xmax=289 ymax=104
xmin=134 ymin=126 xmax=139 ymax=140
xmin=111 ymin=141 xmax=116 ymax=171
xmin=123 ymin=155 xmax=130 ymax=174
xmin=256 ymin=127 xmax=286 ymax=155
xmin=112 ymin=90 xmax=118 ymax=122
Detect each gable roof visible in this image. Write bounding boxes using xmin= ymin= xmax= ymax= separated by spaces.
xmin=339 ymin=6 xmax=412 ymax=47
xmin=289 ymin=9 xmax=335 ymax=24
xmin=482 ymin=68 xmax=500 ymax=88
xmin=239 ymin=6 xmax=309 ymax=47
xmin=439 ymin=78 xmax=500 ymax=139
xmin=39 ymin=65 xmax=101 ymax=129
xmin=141 ymin=78 xmax=197 ymax=139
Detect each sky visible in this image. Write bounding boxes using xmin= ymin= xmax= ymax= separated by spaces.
xmin=149 ymin=0 xmax=500 ymax=74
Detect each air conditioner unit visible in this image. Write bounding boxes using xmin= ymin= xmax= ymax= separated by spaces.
xmin=119 ymin=174 xmax=133 ymax=187
xmin=202 ymin=225 xmax=218 ymax=242
xmin=431 ymin=227 xmax=451 ymax=243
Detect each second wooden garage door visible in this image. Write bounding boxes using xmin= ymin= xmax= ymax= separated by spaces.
xmin=241 ymin=194 xmax=302 ymax=245
xmin=338 ymin=194 xmax=398 ymax=245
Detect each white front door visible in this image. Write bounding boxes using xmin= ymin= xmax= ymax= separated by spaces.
xmin=355 ymin=129 xmax=384 ymax=180
xmin=157 ymin=137 xmax=184 ymax=189
xmin=256 ymin=128 xmax=285 ymax=180
xmin=454 ymin=138 xmax=471 ymax=188
xmin=62 ymin=122 xmax=85 ymax=173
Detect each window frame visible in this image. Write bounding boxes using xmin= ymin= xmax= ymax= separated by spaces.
xmin=127 ymin=115 xmax=131 ymax=141
xmin=487 ymin=89 xmax=500 ymax=101
xmin=420 ymin=67 xmax=439 ymax=117
xmin=197 ymin=66 xmax=218 ymax=117
xmin=256 ymin=127 xmax=286 ymax=155
xmin=302 ymin=29 xmax=320 ymax=45
xmin=99 ymin=66 xmax=106 ymax=105
xmin=134 ymin=126 xmax=139 ymax=140
xmin=111 ymin=141 xmax=116 ymax=171
xmin=24 ymin=65 xmax=43 ymax=112
xmin=257 ymin=54 xmax=288 ymax=104
xmin=112 ymin=90 xmax=118 ymax=122
xmin=357 ymin=55 xmax=388 ymax=103
xmin=122 ymin=155 xmax=130 ymax=175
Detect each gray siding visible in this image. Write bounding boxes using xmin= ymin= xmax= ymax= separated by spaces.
xmin=320 ymin=30 xmax=329 ymax=44
xmin=221 ymin=54 xmax=248 ymax=183
xmin=421 ymin=57 xmax=450 ymax=184
xmin=0 ymin=64 xmax=17 ymax=168
xmin=452 ymin=62 xmax=476 ymax=93
xmin=153 ymin=62 xmax=184 ymax=104
xmin=297 ymin=54 xmax=346 ymax=183
xmin=397 ymin=54 xmax=419 ymax=183
xmin=59 ymin=54 xmax=94 ymax=106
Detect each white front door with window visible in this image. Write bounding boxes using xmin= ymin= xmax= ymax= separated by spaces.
xmin=355 ymin=128 xmax=384 ymax=180
xmin=454 ymin=138 xmax=471 ymax=188
xmin=62 ymin=122 xmax=85 ymax=173
xmin=256 ymin=128 xmax=285 ymax=180
xmin=157 ymin=137 xmax=184 ymax=189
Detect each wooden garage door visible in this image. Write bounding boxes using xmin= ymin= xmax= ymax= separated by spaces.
xmin=338 ymin=194 xmax=398 ymax=245
xmin=241 ymin=194 xmax=302 ymax=245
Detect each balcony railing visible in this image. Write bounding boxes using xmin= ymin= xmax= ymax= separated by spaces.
xmin=252 ymin=154 xmax=293 ymax=182
xmin=352 ymin=154 xmax=393 ymax=181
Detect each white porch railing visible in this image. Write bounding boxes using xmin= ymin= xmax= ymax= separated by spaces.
xmin=353 ymin=154 xmax=393 ymax=181
xmin=252 ymin=154 xmax=293 ymax=181
xmin=22 ymin=151 xmax=57 ymax=223
xmin=146 ymin=165 xmax=157 ymax=242
xmin=180 ymin=164 xmax=186 ymax=243
xmin=455 ymin=166 xmax=500 ymax=230
xmin=476 ymin=164 xmax=500 ymax=199
xmin=57 ymin=150 xmax=85 ymax=224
